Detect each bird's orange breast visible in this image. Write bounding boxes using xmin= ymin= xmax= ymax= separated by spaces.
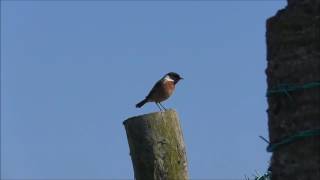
xmin=163 ymin=80 xmax=175 ymax=96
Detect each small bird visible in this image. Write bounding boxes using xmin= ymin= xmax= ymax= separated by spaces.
xmin=136 ymin=72 xmax=183 ymax=111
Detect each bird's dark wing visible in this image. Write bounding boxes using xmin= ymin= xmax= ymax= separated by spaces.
xmin=145 ymin=80 xmax=162 ymax=100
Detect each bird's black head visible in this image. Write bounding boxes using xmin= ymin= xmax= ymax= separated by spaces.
xmin=166 ymin=72 xmax=183 ymax=84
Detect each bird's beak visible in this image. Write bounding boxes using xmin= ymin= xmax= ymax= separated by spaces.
xmin=180 ymin=77 xmax=184 ymax=80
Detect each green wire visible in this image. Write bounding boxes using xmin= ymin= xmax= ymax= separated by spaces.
xmin=266 ymin=81 xmax=320 ymax=152
xmin=266 ymin=81 xmax=320 ymax=96
xmin=262 ymin=81 xmax=319 ymax=180
xmin=267 ymin=129 xmax=320 ymax=152
xmin=255 ymin=171 xmax=271 ymax=180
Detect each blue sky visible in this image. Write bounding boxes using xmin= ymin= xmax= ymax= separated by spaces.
xmin=1 ymin=0 xmax=286 ymax=179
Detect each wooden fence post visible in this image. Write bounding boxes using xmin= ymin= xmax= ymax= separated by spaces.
xmin=123 ymin=109 xmax=188 ymax=180
xmin=266 ymin=0 xmax=320 ymax=179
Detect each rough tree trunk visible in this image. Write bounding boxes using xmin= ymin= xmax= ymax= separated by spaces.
xmin=123 ymin=109 xmax=188 ymax=180
xmin=266 ymin=0 xmax=320 ymax=179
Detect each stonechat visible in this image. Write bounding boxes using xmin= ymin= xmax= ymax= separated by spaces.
xmin=136 ymin=72 xmax=183 ymax=111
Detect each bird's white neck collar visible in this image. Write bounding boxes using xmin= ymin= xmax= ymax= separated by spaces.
xmin=164 ymin=75 xmax=174 ymax=82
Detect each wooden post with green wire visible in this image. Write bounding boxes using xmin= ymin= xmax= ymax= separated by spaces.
xmin=123 ymin=109 xmax=188 ymax=180
xmin=266 ymin=0 xmax=320 ymax=179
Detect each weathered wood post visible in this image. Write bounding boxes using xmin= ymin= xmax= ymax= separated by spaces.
xmin=123 ymin=109 xmax=188 ymax=180
xmin=266 ymin=0 xmax=320 ymax=179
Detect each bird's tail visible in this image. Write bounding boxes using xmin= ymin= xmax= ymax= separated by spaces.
xmin=136 ymin=99 xmax=148 ymax=108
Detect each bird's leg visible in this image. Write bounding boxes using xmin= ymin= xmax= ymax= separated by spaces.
xmin=156 ymin=103 xmax=165 ymax=120
xmin=159 ymin=102 xmax=167 ymax=111
xmin=156 ymin=103 xmax=163 ymax=111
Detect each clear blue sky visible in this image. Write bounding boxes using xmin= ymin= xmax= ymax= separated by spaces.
xmin=1 ymin=1 xmax=286 ymax=179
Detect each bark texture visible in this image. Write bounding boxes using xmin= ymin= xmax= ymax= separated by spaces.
xmin=123 ymin=109 xmax=188 ymax=180
xmin=266 ymin=0 xmax=320 ymax=179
